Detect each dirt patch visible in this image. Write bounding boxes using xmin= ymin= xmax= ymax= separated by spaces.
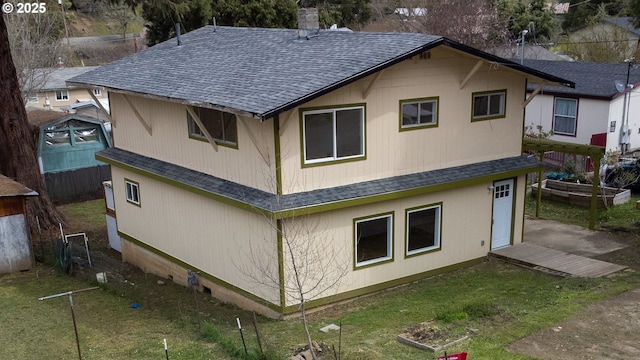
xmin=508 ymin=287 xmax=640 ymax=359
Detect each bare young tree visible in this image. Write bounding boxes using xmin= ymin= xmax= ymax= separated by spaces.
xmin=374 ymin=0 xmax=509 ymax=49
xmin=5 ymin=7 xmax=64 ymax=103
xmin=237 ymin=169 xmax=350 ymax=359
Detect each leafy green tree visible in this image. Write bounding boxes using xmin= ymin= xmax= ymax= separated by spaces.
xmin=563 ymin=0 xmax=627 ymax=31
xmin=303 ymin=0 xmax=373 ymax=29
xmin=498 ymin=0 xmax=557 ymax=42
xmin=631 ymin=0 xmax=640 ymax=27
xmin=141 ymin=0 xmax=212 ymax=46
xmin=212 ymin=0 xmax=297 ymax=28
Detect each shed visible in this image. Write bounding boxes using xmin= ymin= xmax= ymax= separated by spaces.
xmin=0 ymin=175 xmax=38 ymax=274
xmin=36 ymin=115 xmax=112 ymax=204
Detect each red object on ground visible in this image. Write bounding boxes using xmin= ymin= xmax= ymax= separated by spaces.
xmin=437 ymin=352 xmax=467 ymax=360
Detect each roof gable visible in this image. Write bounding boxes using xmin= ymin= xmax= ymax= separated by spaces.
xmin=69 ymin=26 xmax=572 ymax=120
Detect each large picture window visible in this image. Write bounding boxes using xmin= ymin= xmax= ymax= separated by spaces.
xmin=400 ymin=97 xmax=438 ymax=130
xmin=188 ymin=107 xmax=237 ymax=146
xmin=355 ymin=213 xmax=393 ymax=267
xmin=302 ymin=105 xmax=364 ymax=164
xmin=125 ymin=179 xmax=140 ymax=206
xmin=472 ymin=90 xmax=506 ymax=120
xmin=406 ymin=204 xmax=441 ymax=256
xmin=553 ymin=97 xmax=578 ymax=136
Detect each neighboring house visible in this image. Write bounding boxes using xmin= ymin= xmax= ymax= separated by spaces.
xmin=565 ymin=17 xmax=640 ymax=61
xmin=23 ymin=66 xmax=108 ymax=112
xmin=522 ymin=59 xmax=640 ymax=153
xmin=0 ymin=175 xmax=38 ymax=274
xmin=27 ymin=111 xmax=112 ymax=204
xmin=68 ymin=13 xmax=572 ymax=317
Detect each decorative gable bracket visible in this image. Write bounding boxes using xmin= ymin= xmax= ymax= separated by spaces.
xmin=120 ymin=93 xmax=152 ymax=136
xmin=185 ymin=105 xmax=218 ymax=152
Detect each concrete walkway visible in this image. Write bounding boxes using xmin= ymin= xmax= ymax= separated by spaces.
xmin=489 ymin=217 xmax=628 ymax=278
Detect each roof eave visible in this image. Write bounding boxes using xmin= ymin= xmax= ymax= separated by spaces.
xmin=65 ymin=81 xmax=264 ymax=121
xmin=441 ymin=39 xmax=575 ymax=89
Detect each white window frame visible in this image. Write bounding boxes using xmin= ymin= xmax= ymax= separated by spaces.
xmin=400 ymin=97 xmax=438 ymax=129
xmin=405 ymin=204 xmax=441 ymax=256
xmin=302 ymin=105 xmax=365 ymax=165
xmin=355 ymin=213 xmax=393 ymax=268
xmin=472 ymin=90 xmax=506 ymax=120
xmin=93 ymin=88 xmax=102 ymax=96
xmin=55 ymin=90 xmax=69 ymax=101
xmin=26 ymin=94 xmax=38 ymax=103
xmin=125 ymin=180 xmax=140 ymax=206
xmin=552 ymin=97 xmax=578 ymax=136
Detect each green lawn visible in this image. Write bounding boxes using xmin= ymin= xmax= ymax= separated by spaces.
xmin=1 ymin=199 xmax=639 ymax=359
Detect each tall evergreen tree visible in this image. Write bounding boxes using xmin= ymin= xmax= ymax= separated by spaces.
xmin=0 ymin=15 xmax=62 ymax=232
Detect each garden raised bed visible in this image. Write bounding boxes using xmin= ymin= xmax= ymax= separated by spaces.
xmin=531 ymin=179 xmax=630 ymax=208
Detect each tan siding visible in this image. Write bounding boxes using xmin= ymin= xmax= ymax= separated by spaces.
xmin=279 ymin=47 xmax=527 ymax=194
xmin=281 ymin=181 xmax=520 ymax=307
xmin=111 ymin=95 xmax=276 ymax=192
xmin=112 ymin=167 xmax=281 ymax=305
xmin=29 ymin=88 xmax=107 ymax=112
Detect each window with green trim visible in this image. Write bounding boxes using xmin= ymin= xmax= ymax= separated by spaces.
xmin=401 ymin=98 xmax=438 ymax=129
xmin=187 ymin=107 xmax=237 ymax=146
xmin=125 ymin=180 xmax=140 ymax=205
xmin=302 ymin=106 xmax=364 ymax=164
xmin=355 ymin=213 xmax=392 ymax=267
xmin=406 ymin=204 xmax=441 ymax=256
xmin=472 ymin=90 xmax=505 ymax=120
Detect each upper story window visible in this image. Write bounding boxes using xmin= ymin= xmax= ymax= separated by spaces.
xmin=187 ymin=107 xmax=237 ymax=147
xmin=302 ymin=105 xmax=365 ymax=165
xmin=472 ymin=90 xmax=506 ymax=121
xmin=93 ymin=88 xmax=102 ymax=96
xmin=55 ymin=90 xmax=69 ymax=101
xmin=355 ymin=212 xmax=393 ymax=268
xmin=553 ymin=97 xmax=578 ymax=136
xmin=400 ymin=97 xmax=438 ymax=130
xmin=405 ymin=203 xmax=442 ymax=257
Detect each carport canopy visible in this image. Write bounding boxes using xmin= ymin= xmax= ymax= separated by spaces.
xmin=523 ymin=137 xmax=606 ymax=230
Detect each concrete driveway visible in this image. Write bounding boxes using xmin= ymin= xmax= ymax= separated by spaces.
xmin=507 ymin=217 xmax=640 ymax=359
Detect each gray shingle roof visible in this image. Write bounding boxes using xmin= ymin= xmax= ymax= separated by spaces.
xmin=69 ymin=26 xmax=572 ymax=121
xmin=522 ymin=59 xmax=640 ymax=99
xmin=97 ymin=147 xmax=540 ymax=214
xmin=29 ymin=66 xmax=100 ymax=91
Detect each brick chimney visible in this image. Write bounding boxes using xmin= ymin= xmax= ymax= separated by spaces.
xmin=298 ymin=8 xmax=319 ymax=30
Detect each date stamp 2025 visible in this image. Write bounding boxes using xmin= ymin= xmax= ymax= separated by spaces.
xmin=2 ymin=2 xmax=47 ymax=14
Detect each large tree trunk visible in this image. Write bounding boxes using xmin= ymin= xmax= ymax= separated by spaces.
xmin=0 ymin=15 xmax=62 ymax=232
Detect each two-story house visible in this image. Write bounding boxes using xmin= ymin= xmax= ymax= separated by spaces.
xmin=522 ymin=59 xmax=640 ymax=154
xmin=68 ymin=14 xmax=572 ymax=317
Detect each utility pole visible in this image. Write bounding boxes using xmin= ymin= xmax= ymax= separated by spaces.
xmin=521 ymin=29 xmax=528 ymax=65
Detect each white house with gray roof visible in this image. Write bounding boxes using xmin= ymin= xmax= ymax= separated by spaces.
xmin=23 ymin=66 xmax=108 ymax=112
xmin=68 ymin=13 xmax=572 ymax=317
xmin=523 ymin=59 xmax=640 ymax=154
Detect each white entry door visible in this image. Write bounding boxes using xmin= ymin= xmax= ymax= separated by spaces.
xmin=491 ymin=179 xmax=514 ymax=250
